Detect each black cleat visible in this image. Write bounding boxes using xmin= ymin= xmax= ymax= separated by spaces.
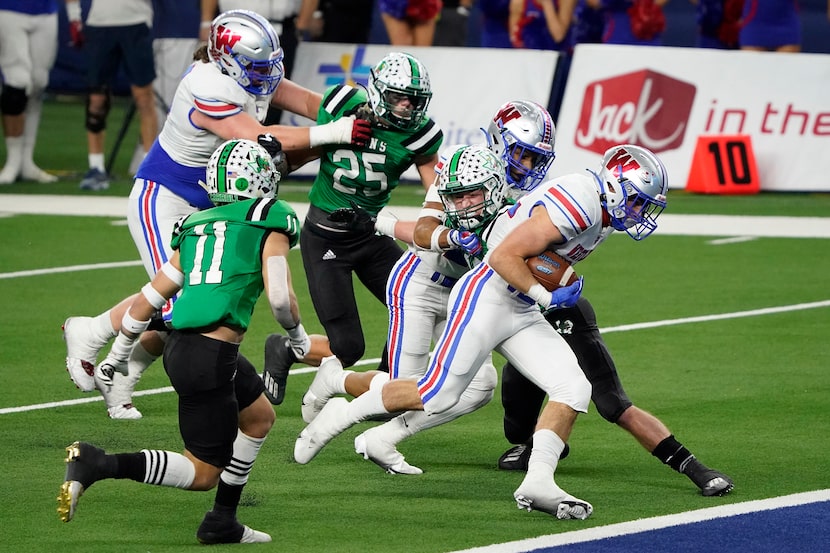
xmin=262 ymin=334 xmax=294 ymax=405
xmin=498 ymin=441 xmax=570 ymax=471
xmin=57 ymin=441 xmax=109 ymax=522
xmin=196 ymin=511 xmax=271 ymax=544
xmin=696 ymin=470 xmax=735 ymax=497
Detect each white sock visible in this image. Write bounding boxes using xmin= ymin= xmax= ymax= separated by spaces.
xmin=141 ymin=450 xmax=196 ymax=488
xmin=22 ymin=93 xmax=43 ymax=165
xmin=335 ymin=369 xmax=354 ymax=395
xmin=221 ymin=431 xmax=266 ymax=486
xmin=345 ymin=386 xmax=388 ymax=422
xmin=1 ymin=136 xmax=23 ymax=177
xmin=89 ymin=153 xmax=105 ymax=172
xmin=91 ymin=309 xmax=117 ymax=344
xmin=527 ymin=429 xmax=566 ymax=480
xmin=126 ymin=341 xmax=159 ymax=385
xmin=368 ymin=372 xmax=389 ymax=391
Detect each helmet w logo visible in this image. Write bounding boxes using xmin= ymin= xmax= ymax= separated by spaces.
xmin=604 ymin=148 xmax=641 ymax=173
xmin=215 ymin=25 xmax=242 ymax=53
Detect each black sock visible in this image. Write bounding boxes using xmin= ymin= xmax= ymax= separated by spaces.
xmin=113 ymin=452 xmax=144 ymax=481
xmin=651 ymin=435 xmax=697 ymax=473
xmin=212 ymin=479 xmax=243 ymax=518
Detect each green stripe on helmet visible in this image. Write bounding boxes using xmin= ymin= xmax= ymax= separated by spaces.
xmin=215 ymin=140 xmax=239 ymax=194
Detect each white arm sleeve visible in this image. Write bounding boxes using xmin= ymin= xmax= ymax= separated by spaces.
xmin=266 ymin=256 xmax=297 ymax=329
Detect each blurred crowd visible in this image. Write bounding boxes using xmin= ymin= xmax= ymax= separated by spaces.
xmin=0 ymin=0 xmax=827 ymax=186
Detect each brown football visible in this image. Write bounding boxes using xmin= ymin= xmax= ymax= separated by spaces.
xmin=526 ymin=250 xmax=578 ymax=292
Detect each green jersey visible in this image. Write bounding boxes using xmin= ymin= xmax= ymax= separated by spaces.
xmin=169 ymin=198 xmax=300 ymax=331
xmin=308 ymin=84 xmax=443 ymax=215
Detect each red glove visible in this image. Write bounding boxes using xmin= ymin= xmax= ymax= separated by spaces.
xmin=69 ymin=20 xmax=85 ymax=48
xmin=351 ymin=118 xmax=372 ymax=147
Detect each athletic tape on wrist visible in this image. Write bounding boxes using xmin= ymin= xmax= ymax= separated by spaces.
xmin=160 ymin=261 xmax=184 ymax=287
xmin=430 ymin=225 xmax=452 ymax=251
xmin=141 ymin=282 xmax=167 ymax=310
xmin=527 ymin=283 xmax=552 ymax=308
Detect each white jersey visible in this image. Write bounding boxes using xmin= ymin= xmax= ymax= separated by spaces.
xmin=87 ymin=0 xmax=152 ymax=27
xmin=158 ymin=61 xmax=268 ymax=169
xmin=483 ymin=170 xmax=610 ymax=269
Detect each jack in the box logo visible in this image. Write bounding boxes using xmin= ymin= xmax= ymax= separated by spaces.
xmin=575 ymin=70 xmax=696 ymax=154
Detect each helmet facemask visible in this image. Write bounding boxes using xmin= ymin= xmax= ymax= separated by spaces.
xmin=437 ymin=145 xmax=507 ymax=230
xmin=203 ymin=139 xmax=281 ymax=205
xmin=367 ymin=53 xmax=432 ymax=130
xmin=486 ymin=100 xmax=556 ymax=197
xmin=598 ymin=145 xmax=668 ymax=241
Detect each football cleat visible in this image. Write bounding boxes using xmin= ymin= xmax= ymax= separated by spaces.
xmin=63 ymin=317 xmax=105 ymax=392
xmin=262 ymin=334 xmax=293 ymax=405
xmin=695 ymin=469 xmax=734 ymax=497
xmin=354 ymin=429 xmax=423 ymax=475
xmin=95 ymin=370 xmax=142 ymax=420
xmin=513 ymin=474 xmax=593 ymax=520
xmin=196 ymin=510 xmax=272 ymax=544
xmin=294 ymin=397 xmax=351 ymax=464
xmin=300 ymin=356 xmax=344 ymax=423
xmin=57 ymin=441 xmax=109 ymax=522
xmin=79 ymin=167 xmax=110 ymax=191
xmin=21 ymin=163 xmax=58 ymax=183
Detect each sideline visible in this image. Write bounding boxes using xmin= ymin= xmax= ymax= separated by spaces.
xmin=2 ymin=194 xmax=830 ymax=238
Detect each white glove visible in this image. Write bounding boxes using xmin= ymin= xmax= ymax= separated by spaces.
xmin=95 ymin=354 xmax=129 ymax=388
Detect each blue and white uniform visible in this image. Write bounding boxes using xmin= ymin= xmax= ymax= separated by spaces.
xmin=128 ymin=60 xmax=271 ymax=317
xmin=417 ymin=171 xmax=606 ymax=416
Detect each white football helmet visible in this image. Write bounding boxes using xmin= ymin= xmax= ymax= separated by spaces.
xmin=367 ymin=52 xmax=432 ymax=130
xmin=486 ymin=100 xmax=556 ymax=196
xmin=204 ymin=139 xmax=281 ymax=205
xmin=208 ymin=10 xmax=284 ymax=96
xmin=436 ymin=144 xmax=507 ymax=230
xmin=597 ymin=144 xmax=668 ymax=240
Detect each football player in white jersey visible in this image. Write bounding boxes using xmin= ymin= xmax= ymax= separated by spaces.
xmin=61 ymin=9 xmax=371 ymax=419
xmin=288 ymin=101 xmax=556 ymax=475
xmin=291 ymin=144 xmax=670 ymax=521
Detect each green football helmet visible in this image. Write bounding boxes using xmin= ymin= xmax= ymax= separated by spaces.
xmin=367 ymin=52 xmax=432 ymax=130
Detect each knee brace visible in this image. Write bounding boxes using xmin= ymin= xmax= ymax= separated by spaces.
xmin=0 ymin=85 xmax=28 ymax=116
xmin=85 ymin=87 xmax=111 ymax=133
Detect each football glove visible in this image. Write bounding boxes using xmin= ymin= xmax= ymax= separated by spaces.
xmin=447 ymin=229 xmax=482 ymax=257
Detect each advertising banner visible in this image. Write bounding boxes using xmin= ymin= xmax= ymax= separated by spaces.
xmin=553 ymin=45 xmax=830 ymax=192
xmin=285 ymin=44 xmax=560 ymax=180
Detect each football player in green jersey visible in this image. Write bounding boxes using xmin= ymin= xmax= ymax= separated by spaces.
xmin=57 ymin=138 xmax=319 ymax=544
xmin=264 ymin=51 xmax=443 ymax=382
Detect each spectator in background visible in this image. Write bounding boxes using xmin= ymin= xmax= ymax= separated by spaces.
xmin=479 ymin=0 xmax=512 ymax=47
xmin=739 ymin=0 xmax=801 ymax=52
xmin=509 ymin=0 xmax=577 ymax=50
xmin=200 ymin=0 xmax=316 ymax=123
xmin=590 ymin=0 xmax=670 ymax=46
xmin=380 ymin=0 xmax=442 ymax=45
xmin=151 ymin=1 xmax=201 ymax=128
xmin=434 ymin=0 xmax=474 ymax=46
xmin=692 ymin=0 xmax=742 ymax=49
xmin=300 ymin=0 xmax=375 ymax=43
xmin=0 ymin=0 xmax=59 ymax=184
xmin=66 ymin=0 xmax=158 ymax=191
xmin=571 ymin=0 xmax=605 ymax=44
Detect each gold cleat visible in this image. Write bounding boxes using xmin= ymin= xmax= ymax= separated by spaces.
xmin=56 ymin=441 xmax=88 ymax=522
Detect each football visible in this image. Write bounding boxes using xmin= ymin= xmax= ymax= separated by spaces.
xmin=526 ymin=250 xmax=578 ymax=292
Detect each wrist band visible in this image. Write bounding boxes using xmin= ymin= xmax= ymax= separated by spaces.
xmin=141 ymin=282 xmax=167 ymax=310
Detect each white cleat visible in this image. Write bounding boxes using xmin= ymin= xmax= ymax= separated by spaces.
xmin=240 ymin=525 xmax=272 ymax=543
xmin=513 ymin=477 xmax=593 ymax=520
xmin=96 ymin=371 xmax=142 ymax=420
xmin=21 ymin=164 xmax=58 ymax=183
xmin=63 ymin=317 xmax=105 ymax=392
xmin=294 ymin=397 xmax=351 ymax=464
xmin=354 ymin=429 xmax=423 ymax=475
xmin=301 ymin=356 xmax=344 ymax=423
xmin=106 ymin=403 xmax=143 ymax=420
